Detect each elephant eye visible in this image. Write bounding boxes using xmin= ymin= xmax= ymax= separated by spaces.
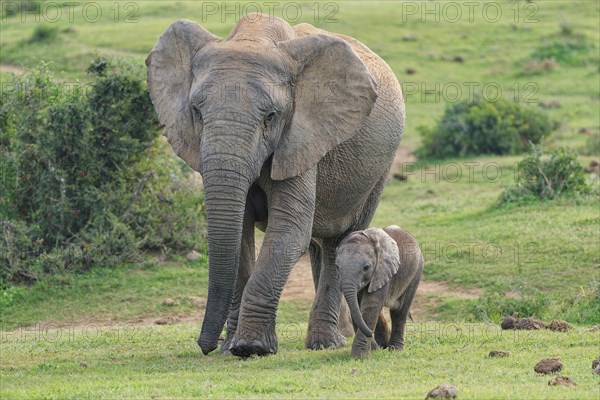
xmin=265 ymin=110 xmax=277 ymax=124
xmin=363 ymin=265 xmax=370 ymax=272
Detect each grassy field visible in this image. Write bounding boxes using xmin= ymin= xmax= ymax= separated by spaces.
xmin=1 ymin=1 xmax=599 ymax=398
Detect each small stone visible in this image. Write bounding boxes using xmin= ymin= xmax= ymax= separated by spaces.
xmin=489 ymin=350 xmax=510 ymax=357
xmin=534 ymin=358 xmax=563 ymax=374
xmin=592 ymin=356 xmax=600 ymax=371
xmin=548 ymin=375 xmax=576 ymax=387
xmin=162 ymin=298 xmax=179 ymax=307
xmin=548 ymin=320 xmax=570 ymax=332
xmin=186 ymin=250 xmax=201 ymax=261
xmin=425 ymin=384 xmax=457 ymax=399
xmin=594 ymin=364 xmax=600 ymax=375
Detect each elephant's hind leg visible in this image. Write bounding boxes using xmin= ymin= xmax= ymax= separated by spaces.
xmin=374 ymin=310 xmax=391 ymax=348
xmin=389 ymin=275 xmax=421 ymax=350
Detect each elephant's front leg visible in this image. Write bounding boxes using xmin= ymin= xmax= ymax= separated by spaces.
xmin=229 ymin=171 xmax=316 ymax=357
xmin=221 ymin=203 xmax=255 ymax=353
xmin=305 ymin=239 xmax=348 ymax=350
xmin=351 ymin=288 xmax=387 ymax=359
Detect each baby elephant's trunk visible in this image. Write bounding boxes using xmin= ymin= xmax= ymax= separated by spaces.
xmin=342 ymin=286 xmax=372 ymax=337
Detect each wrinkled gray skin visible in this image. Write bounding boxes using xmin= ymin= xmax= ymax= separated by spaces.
xmin=337 ymin=226 xmax=423 ymax=359
xmin=146 ymin=14 xmax=405 ymax=357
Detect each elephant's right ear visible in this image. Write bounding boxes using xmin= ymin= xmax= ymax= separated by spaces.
xmin=367 ymin=229 xmax=400 ymax=293
xmin=146 ymin=19 xmax=220 ymax=171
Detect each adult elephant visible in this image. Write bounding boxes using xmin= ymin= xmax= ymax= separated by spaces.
xmin=146 ymin=13 xmax=405 ymax=357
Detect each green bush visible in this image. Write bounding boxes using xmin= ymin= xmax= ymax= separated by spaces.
xmin=531 ymin=33 xmax=596 ymax=67
xmin=0 ymin=62 xmax=205 ymax=283
xmin=585 ymin=134 xmax=600 ymax=156
xmin=416 ymin=96 xmax=554 ymax=159
xmin=471 ymin=289 xmax=550 ymax=323
xmin=500 ymin=146 xmax=590 ymax=202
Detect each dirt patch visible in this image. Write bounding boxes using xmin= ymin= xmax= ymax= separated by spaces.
xmin=0 ymin=64 xmax=25 ymax=74
xmin=488 ymin=350 xmax=510 ymax=357
xmin=425 ymin=384 xmax=457 ymax=399
xmin=388 ymin=145 xmax=417 ymax=179
xmin=548 ymin=375 xmax=576 ymax=387
xmin=548 ymin=320 xmax=570 ymax=332
xmin=534 ymin=358 xmax=563 ymax=374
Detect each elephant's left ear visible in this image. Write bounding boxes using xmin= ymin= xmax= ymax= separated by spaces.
xmin=367 ymin=229 xmax=400 ymax=293
xmin=272 ymin=34 xmax=377 ymax=180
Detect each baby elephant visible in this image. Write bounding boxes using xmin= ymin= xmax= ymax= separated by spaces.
xmin=337 ymin=225 xmax=423 ymax=358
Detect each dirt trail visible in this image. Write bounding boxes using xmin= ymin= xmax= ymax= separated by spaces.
xmin=0 ymin=64 xmax=25 ymax=74
xmin=14 ymin=146 xmax=481 ymax=329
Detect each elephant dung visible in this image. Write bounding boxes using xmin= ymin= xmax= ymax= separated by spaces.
xmin=548 ymin=375 xmax=576 ymax=387
xmin=548 ymin=320 xmax=570 ymax=332
xmin=592 ymin=356 xmax=600 ymax=373
xmin=488 ymin=350 xmax=510 ymax=358
xmin=534 ymin=358 xmax=563 ymax=374
xmin=425 ymin=384 xmax=457 ymax=399
xmin=514 ymin=317 xmax=546 ymax=330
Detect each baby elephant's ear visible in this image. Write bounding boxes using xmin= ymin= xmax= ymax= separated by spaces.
xmin=368 ymin=229 xmax=400 ymax=293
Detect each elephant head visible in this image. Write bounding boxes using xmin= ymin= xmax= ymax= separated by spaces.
xmin=336 ymin=228 xmax=400 ymax=338
xmin=146 ymin=14 xmax=377 ymax=354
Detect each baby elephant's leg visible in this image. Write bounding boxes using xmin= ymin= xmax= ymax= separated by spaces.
xmin=374 ymin=310 xmax=391 ymax=349
xmin=389 ymin=276 xmax=420 ymax=350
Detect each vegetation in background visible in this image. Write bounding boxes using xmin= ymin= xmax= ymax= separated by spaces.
xmin=500 ymin=146 xmax=591 ymax=202
xmin=416 ymin=97 xmax=554 ymax=159
xmin=0 ymin=61 xmax=205 ymax=284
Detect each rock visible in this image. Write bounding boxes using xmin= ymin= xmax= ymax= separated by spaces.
xmin=425 ymin=384 xmax=457 ymax=399
xmin=592 ymin=356 xmax=600 ymax=371
xmin=515 ymin=317 xmax=546 ymax=330
xmin=534 ymin=358 xmax=563 ymax=374
xmin=548 ymin=375 xmax=576 ymax=387
xmin=501 ymin=316 xmax=518 ymax=330
xmin=405 ymin=68 xmax=417 ymax=75
xmin=489 ymin=350 xmax=510 ymax=357
xmin=162 ymin=298 xmax=179 ymax=307
xmin=188 ymin=296 xmax=205 ymax=308
xmin=594 ymin=364 xmax=600 ymax=375
xmin=548 ymin=320 xmax=570 ymax=332
xmin=186 ymin=250 xmax=201 ymax=261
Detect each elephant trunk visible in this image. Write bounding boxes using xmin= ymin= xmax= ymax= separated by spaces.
xmin=197 ymin=161 xmax=252 ymax=355
xmin=342 ymin=283 xmax=372 ymax=338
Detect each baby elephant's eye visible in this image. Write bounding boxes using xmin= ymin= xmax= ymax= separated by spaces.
xmin=362 ymin=265 xmax=370 ymax=272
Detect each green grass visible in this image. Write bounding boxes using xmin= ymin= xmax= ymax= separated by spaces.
xmin=1 ymin=1 xmax=600 ymax=398
xmin=2 ymin=322 xmax=599 ymax=399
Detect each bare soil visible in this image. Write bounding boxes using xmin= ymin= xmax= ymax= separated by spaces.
xmin=0 ymin=64 xmax=25 ymax=74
